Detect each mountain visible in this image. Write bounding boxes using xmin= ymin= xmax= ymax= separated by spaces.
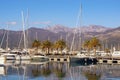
xmin=80 ymin=25 xmax=111 ymax=32
xmin=0 ymin=25 xmax=119 ymax=50
xmin=46 ymin=24 xmax=111 ymax=33
xmin=45 ymin=24 xmax=73 ymax=33
xmin=0 ymin=27 xmax=69 ymax=49
xmin=96 ymin=26 xmax=120 ymax=47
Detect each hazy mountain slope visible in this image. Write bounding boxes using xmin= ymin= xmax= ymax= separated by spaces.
xmin=46 ymin=24 xmax=111 ymax=33
xmin=0 ymin=25 xmax=119 ymax=50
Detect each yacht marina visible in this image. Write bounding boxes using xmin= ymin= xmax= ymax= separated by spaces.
xmin=1 ymin=48 xmax=120 ymax=65
xmin=0 ymin=0 xmax=120 ymax=80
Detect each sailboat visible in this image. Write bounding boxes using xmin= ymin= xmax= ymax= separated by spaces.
xmin=70 ymin=4 xmax=87 ymax=62
xmin=0 ymin=24 xmax=17 ymax=61
xmin=16 ymin=11 xmax=31 ymax=60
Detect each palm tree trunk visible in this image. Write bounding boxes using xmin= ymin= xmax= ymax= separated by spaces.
xmin=61 ymin=48 xmax=62 ymax=55
xmin=57 ymin=48 xmax=59 ymax=54
xmin=94 ymin=48 xmax=96 ymax=56
xmin=37 ymin=47 xmax=38 ymax=54
xmin=48 ymin=48 xmax=49 ymax=54
xmin=88 ymin=49 xmax=90 ymax=56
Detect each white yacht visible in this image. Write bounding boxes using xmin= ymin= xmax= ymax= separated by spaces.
xmin=0 ymin=56 xmax=6 ymax=65
xmin=70 ymin=51 xmax=88 ymax=62
xmin=1 ymin=53 xmax=16 ymax=60
xmin=31 ymin=54 xmax=49 ymax=61
xmin=16 ymin=55 xmax=31 ymax=60
xmin=112 ymin=51 xmax=120 ymax=57
xmin=14 ymin=12 xmax=31 ymax=61
xmin=15 ymin=51 xmax=31 ymax=60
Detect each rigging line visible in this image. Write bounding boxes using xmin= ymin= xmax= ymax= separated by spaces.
xmin=77 ymin=3 xmax=83 ymax=50
xmin=18 ymin=31 xmax=24 ymax=49
xmin=79 ymin=3 xmax=83 ymax=52
xmin=6 ymin=24 xmax=9 ymax=50
xmin=25 ymin=9 xmax=29 ymax=48
xmin=70 ymin=3 xmax=82 ymax=51
xmin=0 ymin=29 xmax=7 ymax=48
xmin=21 ymin=11 xmax=26 ymax=49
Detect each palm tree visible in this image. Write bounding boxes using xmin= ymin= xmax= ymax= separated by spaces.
xmin=90 ymin=37 xmax=101 ymax=56
xmin=54 ymin=39 xmax=66 ymax=55
xmin=32 ymin=40 xmax=41 ymax=48
xmin=42 ymin=40 xmax=52 ymax=55
xmin=32 ymin=40 xmax=41 ymax=53
xmin=83 ymin=40 xmax=91 ymax=56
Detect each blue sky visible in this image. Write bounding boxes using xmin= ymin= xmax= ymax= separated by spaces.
xmin=0 ymin=0 xmax=120 ymax=30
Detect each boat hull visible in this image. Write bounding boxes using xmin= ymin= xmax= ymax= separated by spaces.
xmin=31 ymin=56 xmax=49 ymax=62
xmin=70 ymin=56 xmax=97 ymax=65
xmin=16 ymin=55 xmax=31 ymax=60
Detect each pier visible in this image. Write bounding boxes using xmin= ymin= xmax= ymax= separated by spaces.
xmin=69 ymin=56 xmax=120 ymax=65
xmin=48 ymin=56 xmax=70 ymax=62
xmin=48 ymin=56 xmax=120 ymax=64
xmin=2 ymin=54 xmax=120 ymax=65
xmin=97 ymin=57 xmax=120 ymax=64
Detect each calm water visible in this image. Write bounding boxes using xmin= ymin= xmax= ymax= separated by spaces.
xmin=0 ymin=60 xmax=120 ymax=80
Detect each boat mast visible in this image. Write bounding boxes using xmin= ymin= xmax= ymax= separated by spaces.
xmin=6 ymin=24 xmax=9 ymax=50
xmin=25 ymin=9 xmax=29 ymax=48
xmin=35 ymin=32 xmax=38 ymax=40
xmin=21 ymin=11 xmax=26 ymax=49
xmin=70 ymin=3 xmax=83 ymax=52
xmin=70 ymin=29 xmax=76 ymax=51
xmin=80 ymin=3 xmax=83 ymax=53
xmin=0 ymin=29 xmax=7 ymax=48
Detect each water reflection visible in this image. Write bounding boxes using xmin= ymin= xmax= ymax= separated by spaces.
xmin=0 ymin=60 xmax=120 ymax=80
xmin=83 ymin=71 xmax=101 ymax=80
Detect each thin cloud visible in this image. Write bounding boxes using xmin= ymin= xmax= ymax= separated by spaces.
xmin=6 ymin=21 xmax=17 ymax=25
xmin=32 ymin=21 xmax=51 ymax=25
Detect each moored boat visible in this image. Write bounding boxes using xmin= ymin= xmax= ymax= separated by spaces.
xmin=112 ymin=51 xmax=120 ymax=57
xmin=1 ymin=53 xmax=16 ymax=60
xmin=70 ymin=51 xmax=88 ymax=62
xmin=31 ymin=54 xmax=49 ymax=61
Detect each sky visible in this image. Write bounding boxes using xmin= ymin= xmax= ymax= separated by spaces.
xmin=0 ymin=0 xmax=120 ymax=30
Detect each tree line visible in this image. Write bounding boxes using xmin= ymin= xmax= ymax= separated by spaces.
xmin=32 ymin=37 xmax=103 ymax=56
xmin=83 ymin=37 xmax=101 ymax=56
xmin=32 ymin=39 xmax=66 ymax=55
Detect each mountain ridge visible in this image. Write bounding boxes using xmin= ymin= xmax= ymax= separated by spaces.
xmin=0 ymin=25 xmax=119 ymax=50
xmin=45 ymin=24 xmax=111 ymax=33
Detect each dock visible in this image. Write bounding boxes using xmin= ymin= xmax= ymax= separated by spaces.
xmin=48 ymin=55 xmax=120 ymax=64
xmin=69 ymin=56 xmax=120 ymax=65
xmin=48 ymin=56 xmax=70 ymax=62
xmin=1 ymin=54 xmax=120 ymax=65
xmin=97 ymin=57 xmax=120 ymax=64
